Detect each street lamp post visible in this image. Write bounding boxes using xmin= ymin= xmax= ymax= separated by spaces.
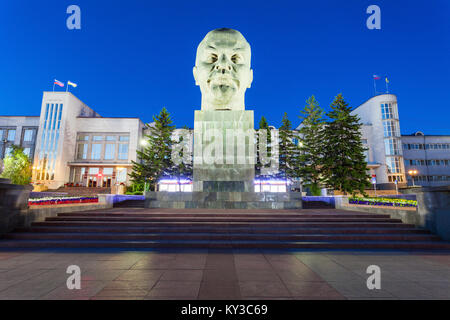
xmin=408 ymin=169 xmax=418 ymax=187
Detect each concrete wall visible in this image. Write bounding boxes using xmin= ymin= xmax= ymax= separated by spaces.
xmin=414 ymin=186 xmax=450 ymax=240
xmin=1 ymin=179 xmax=113 ymax=234
xmin=335 ymin=190 xmax=450 ymax=240
xmin=335 ymin=196 xmax=419 ymax=225
xmin=0 ymin=178 xmax=32 ymax=233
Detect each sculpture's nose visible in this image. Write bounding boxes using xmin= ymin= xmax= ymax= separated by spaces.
xmin=215 ymin=54 xmax=232 ymax=74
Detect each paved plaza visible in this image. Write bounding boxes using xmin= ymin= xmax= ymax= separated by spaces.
xmin=0 ymin=249 xmax=449 ymax=300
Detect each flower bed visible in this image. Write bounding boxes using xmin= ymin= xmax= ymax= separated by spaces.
xmin=28 ymin=196 xmax=98 ymax=206
xmin=349 ymin=197 xmax=417 ymax=208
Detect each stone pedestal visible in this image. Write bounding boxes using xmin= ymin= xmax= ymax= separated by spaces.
xmin=0 ymin=178 xmax=32 ymax=234
xmin=193 ymin=110 xmax=255 ymax=192
xmin=415 ymin=186 xmax=450 ymax=241
xmin=145 ymin=191 xmax=302 ymax=209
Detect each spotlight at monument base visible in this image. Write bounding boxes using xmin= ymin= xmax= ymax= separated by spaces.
xmin=254 ymin=179 xmax=292 ymax=185
xmin=159 ymin=178 xmax=192 ymax=185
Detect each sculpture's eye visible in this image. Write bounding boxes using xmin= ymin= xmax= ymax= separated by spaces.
xmin=231 ymin=54 xmax=241 ymax=64
xmin=207 ymin=53 xmax=218 ymax=63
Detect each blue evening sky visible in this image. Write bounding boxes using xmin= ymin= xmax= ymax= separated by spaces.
xmin=1 ymin=0 xmax=449 ymax=134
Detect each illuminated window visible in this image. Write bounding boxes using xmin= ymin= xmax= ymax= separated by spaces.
xmin=383 ymin=121 xmax=399 ymax=137
xmin=7 ymin=129 xmax=15 ymax=141
xmin=77 ymin=134 xmax=89 ymax=141
xmin=77 ymin=144 xmax=88 ymax=160
xmin=23 ymin=148 xmax=31 ymax=158
xmin=104 ymin=144 xmax=115 ymax=160
xmin=88 ymin=167 xmax=99 ymax=175
xmin=91 ymin=144 xmax=102 ymax=160
xmin=386 ymin=157 xmax=402 ymax=173
xmin=118 ymin=144 xmax=128 ymax=160
xmin=23 ymin=129 xmax=34 ymax=142
xmin=384 ymin=138 xmax=401 ymax=155
xmin=92 ymin=136 xmax=103 ymax=141
xmin=381 ymin=103 xmax=396 ymax=120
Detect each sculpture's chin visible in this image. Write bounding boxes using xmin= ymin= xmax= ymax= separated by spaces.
xmin=210 ymin=85 xmax=235 ymax=104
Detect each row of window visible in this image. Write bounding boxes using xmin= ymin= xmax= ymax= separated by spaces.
xmin=77 ymin=143 xmax=129 ymax=160
xmin=408 ymin=175 xmax=450 ymax=182
xmin=1 ymin=146 xmax=32 ymax=158
xmin=0 ymin=128 xmax=35 ymax=143
xmin=407 ymin=159 xmax=450 ymax=166
xmin=403 ymin=143 xmax=450 ymax=150
xmin=76 ymin=134 xmax=130 ymax=161
xmin=387 ymin=175 xmax=404 ymax=183
xmin=77 ymin=134 xmax=129 ymax=142
xmin=70 ymin=167 xmax=128 ymax=185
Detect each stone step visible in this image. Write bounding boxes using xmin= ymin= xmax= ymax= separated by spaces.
xmin=3 ymin=232 xmax=440 ymax=242
xmin=15 ymin=226 xmax=431 ymax=234
xmin=31 ymin=221 xmax=415 ymax=228
xmin=45 ymin=216 xmax=402 ymax=223
xmin=1 ymin=239 xmax=449 ymax=249
xmin=57 ymin=212 xmax=392 ymax=218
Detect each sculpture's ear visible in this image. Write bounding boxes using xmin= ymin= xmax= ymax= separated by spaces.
xmin=193 ymin=66 xmax=199 ymax=86
xmin=247 ymin=69 xmax=253 ymax=88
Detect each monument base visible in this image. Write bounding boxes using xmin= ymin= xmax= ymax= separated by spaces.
xmin=145 ymin=191 xmax=302 ymax=209
xmin=193 ymin=110 xmax=255 ymax=192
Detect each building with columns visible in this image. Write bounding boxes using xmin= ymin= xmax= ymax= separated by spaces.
xmin=1 ymin=92 xmax=145 ymax=189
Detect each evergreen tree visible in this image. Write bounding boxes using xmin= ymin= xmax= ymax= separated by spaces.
xmin=298 ymin=95 xmax=325 ymax=195
xmin=0 ymin=145 xmax=32 ymax=185
xmin=278 ymin=112 xmax=301 ymax=185
xmin=130 ymin=107 xmax=176 ymax=191
xmin=321 ymin=94 xmax=370 ymax=195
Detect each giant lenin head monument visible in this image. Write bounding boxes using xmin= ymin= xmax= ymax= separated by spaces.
xmin=145 ymin=28 xmax=302 ymax=209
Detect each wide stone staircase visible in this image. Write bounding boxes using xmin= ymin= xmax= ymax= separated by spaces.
xmin=1 ymin=206 xmax=450 ymax=249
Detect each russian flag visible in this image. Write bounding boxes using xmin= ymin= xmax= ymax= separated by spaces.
xmin=54 ymin=79 xmax=64 ymax=87
xmin=373 ymin=75 xmax=381 ymax=80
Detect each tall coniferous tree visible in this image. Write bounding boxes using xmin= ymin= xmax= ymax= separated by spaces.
xmin=130 ymin=107 xmax=176 ymax=191
xmin=298 ymin=95 xmax=325 ymax=195
xmin=321 ymin=94 xmax=370 ymax=195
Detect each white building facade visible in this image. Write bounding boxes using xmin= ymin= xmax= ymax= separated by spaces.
xmin=1 ymin=92 xmax=145 ymax=189
xmin=352 ymin=94 xmax=406 ymax=189
xmin=401 ymin=132 xmax=450 ymax=186
xmin=352 ymin=94 xmax=450 ymax=188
